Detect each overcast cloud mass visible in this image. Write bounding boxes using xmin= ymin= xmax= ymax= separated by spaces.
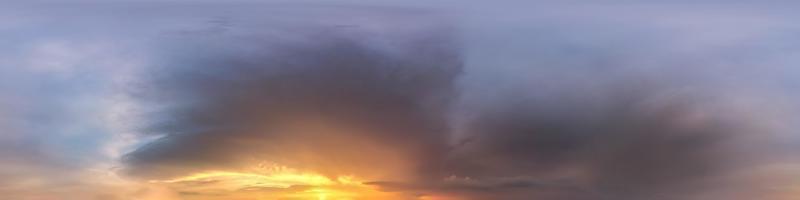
xmin=1 ymin=1 xmax=800 ymax=200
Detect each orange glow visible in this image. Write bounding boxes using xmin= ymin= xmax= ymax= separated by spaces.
xmin=148 ymin=164 xmax=407 ymax=200
xmin=156 ymin=171 xmax=335 ymax=189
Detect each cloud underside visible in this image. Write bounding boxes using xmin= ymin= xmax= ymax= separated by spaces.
xmin=121 ymin=15 xmax=798 ymax=200
xmin=3 ymin=3 xmax=800 ymax=200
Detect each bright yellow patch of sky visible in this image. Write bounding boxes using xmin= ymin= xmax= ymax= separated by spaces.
xmin=148 ymin=165 xmax=407 ymax=200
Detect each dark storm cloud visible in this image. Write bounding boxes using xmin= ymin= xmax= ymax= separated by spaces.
xmin=123 ymin=31 xmax=790 ymax=199
xmin=440 ymin=82 xmax=758 ymax=200
xmin=122 ymin=24 xmax=462 ymax=180
xmin=117 ymin=2 xmax=800 ymax=200
xmin=413 ymin=3 xmax=800 ymax=198
xmin=336 ymin=72 xmax=791 ymax=200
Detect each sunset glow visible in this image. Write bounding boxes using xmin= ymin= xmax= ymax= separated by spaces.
xmin=3 ymin=1 xmax=800 ymax=200
xmin=143 ymin=164 xmax=407 ymax=200
xmin=157 ymin=171 xmax=335 ymax=189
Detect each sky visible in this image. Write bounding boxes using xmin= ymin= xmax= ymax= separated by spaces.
xmin=1 ymin=1 xmax=800 ymax=200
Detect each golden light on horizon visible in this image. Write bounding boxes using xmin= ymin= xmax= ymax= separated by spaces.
xmin=156 ymin=171 xmax=335 ymax=189
xmin=146 ymin=164 xmax=405 ymax=200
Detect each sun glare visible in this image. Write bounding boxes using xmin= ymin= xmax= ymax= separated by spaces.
xmin=156 ymin=170 xmax=335 ymax=189
xmin=148 ymin=164 xmax=399 ymax=199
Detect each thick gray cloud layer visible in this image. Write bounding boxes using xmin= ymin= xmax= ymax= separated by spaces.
xmin=124 ymin=24 xmax=462 ymax=180
xmin=3 ymin=1 xmax=800 ymax=200
xmin=122 ymin=3 xmax=800 ymax=199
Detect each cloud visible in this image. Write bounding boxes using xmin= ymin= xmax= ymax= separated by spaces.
xmin=122 ymin=19 xmax=462 ymax=183
xmin=115 ymin=2 xmax=800 ymax=200
xmin=2 ymin=1 xmax=800 ymax=200
xmin=441 ymin=82 xmax=768 ymax=199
